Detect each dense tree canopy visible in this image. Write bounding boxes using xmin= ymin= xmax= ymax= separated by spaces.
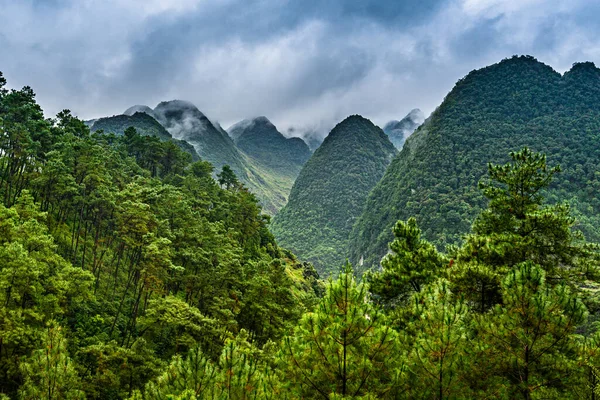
xmin=271 ymin=115 xmax=397 ymax=276
xmin=2 ymin=63 xmax=600 ymax=400
xmin=350 ymin=56 xmax=600 ymax=271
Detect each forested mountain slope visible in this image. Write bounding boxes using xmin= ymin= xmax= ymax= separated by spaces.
xmin=90 ymin=111 xmax=200 ymax=161
xmin=271 ymin=115 xmax=397 ymax=275
xmin=3 ymin=63 xmax=600 ymax=400
xmin=0 ymin=73 xmax=322 ymax=398
xmin=227 ymin=116 xmax=311 ymax=214
xmin=153 ymin=100 xmax=246 ymax=174
xmin=349 ymin=55 xmax=600 ymax=271
xmin=94 ymin=103 xmax=310 ymax=214
xmin=228 ymin=116 xmax=311 ymax=170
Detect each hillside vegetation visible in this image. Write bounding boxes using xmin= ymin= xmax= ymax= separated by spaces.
xmin=271 ymin=115 xmax=397 ymax=275
xmin=90 ymin=112 xmax=200 ymax=161
xmin=3 ymin=59 xmax=600 ymax=399
xmin=350 ymin=56 xmax=600 ymax=271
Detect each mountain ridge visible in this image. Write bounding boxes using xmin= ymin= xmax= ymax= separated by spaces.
xmin=349 ymin=55 xmax=600 ymax=271
xmin=271 ymin=114 xmax=397 ymax=275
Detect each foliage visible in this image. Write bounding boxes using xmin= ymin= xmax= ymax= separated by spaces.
xmin=272 ymin=115 xmax=397 ymax=275
xmin=0 ymin=74 xmax=321 ymax=399
xmin=281 ymin=264 xmax=400 ymax=399
xmin=91 ymin=112 xmax=200 ymax=162
xmin=19 ymin=323 xmax=85 ymax=400
xmin=350 ymin=56 xmax=600 ymax=270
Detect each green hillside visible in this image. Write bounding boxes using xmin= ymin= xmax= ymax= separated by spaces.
xmin=226 ymin=117 xmax=311 ymax=214
xmin=115 ymin=104 xmax=306 ymax=214
xmin=153 ymin=100 xmax=246 ymax=173
xmin=0 ymin=75 xmax=322 ymax=398
xmin=271 ymin=115 xmax=397 ymax=275
xmin=90 ymin=112 xmax=200 ymax=161
xmin=229 ymin=116 xmax=311 ymax=171
xmin=349 ymin=55 xmax=600 ymax=271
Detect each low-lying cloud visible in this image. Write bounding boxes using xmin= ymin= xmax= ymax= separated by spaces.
xmin=1 ymin=0 xmax=599 ymax=140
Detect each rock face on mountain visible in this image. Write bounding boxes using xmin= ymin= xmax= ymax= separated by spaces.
xmin=383 ymin=108 xmax=425 ymax=149
xmin=349 ymin=56 xmax=600 ymax=272
xmin=271 ymin=115 xmax=397 ymax=276
xmin=89 ymin=112 xmax=199 ymax=160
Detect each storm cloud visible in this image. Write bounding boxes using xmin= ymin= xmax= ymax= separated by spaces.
xmin=1 ymin=0 xmax=599 ymax=137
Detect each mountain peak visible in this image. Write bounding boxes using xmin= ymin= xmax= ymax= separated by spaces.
xmin=123 ymin=105 xmax=155 ymax=117
xmin=153 ymin=100 xmax=206 ymax=125
xmin=271 ymin=114 xmax=397 ymax=275
xmin=252 ymin=116 xmax=273 ymax=125
xmin=228 ymin=115 xmax=311 ymax=170
xmin=564 ymin=61 xmax=600 ymax=80
xmin=228 ymin=116 xmax=277 ymax=142
xmin=383 ymin=109 xmax=425 ymax=149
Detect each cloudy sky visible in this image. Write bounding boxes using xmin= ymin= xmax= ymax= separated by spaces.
xmin=1 ymin=0 xmax=600 ymax=136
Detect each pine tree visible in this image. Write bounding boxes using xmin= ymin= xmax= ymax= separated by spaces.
xmin=459 ymin=147 xmax=594 ymax=283
xmin=368 ymin=217 xmax=446 ymax=309
xmin=18 ymin=323 xmax=85 ymax=400
xmin=451 ymin=148 xmax=598 ymax=312
xmin=403 ymin=280 xmax=471 ymax=399
xmin=475 ymin=262 xmax=586 ymax=399
xmin=281 ymin=264 xmax=400 ymax=399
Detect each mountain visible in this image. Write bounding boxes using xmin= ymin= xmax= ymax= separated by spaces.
xmin=286 ymin=127 xmax=324 ymax=152
xmin=228 ymin=116 xmax=311 ymax=170
xmin=152 ymin=100 xmax=246 ymax=174
xmin=124 ymin=104 xmax=158 ymax=120
xmin=119 ymin=102 xmax=308 ymax=214
xmin=89 ymin=112 xmax=200 ymax=160
xmin=382 ymin=108 xmax=425 ymax=149
xmin=349 ymin=55 xmax=600 ymax=272
xmin=271 ymin=115 xmax=397 ymax=275
xmin=226 ymin=116 xmax=311 ymax=214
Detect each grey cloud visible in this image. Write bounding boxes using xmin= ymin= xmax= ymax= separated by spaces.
xmin=0 ymin=0 xmax=599 ymax=141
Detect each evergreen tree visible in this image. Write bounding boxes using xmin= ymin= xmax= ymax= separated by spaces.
xmin=403 ymin=280 xmax=471 ymax=400
xmin=18 ymin=323 xmax=85 ymax=400
xmin=368 ymin=218 xmax=446 ymax=311
xmin=281 ymin=264 xmax=400 ymax=399
xmin=217 ymin=165 xmax=239 ymax=190
xmin=475 ymin=262 xmax=586 ymax=399
xmin=452 ymin=148 xmax=598 ymax=312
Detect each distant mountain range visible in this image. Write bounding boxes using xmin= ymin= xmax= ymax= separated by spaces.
xmin=88 ymin=102 xmax=312 ymax=214
xmin=90 ymin=111 xmax=199 ymax=161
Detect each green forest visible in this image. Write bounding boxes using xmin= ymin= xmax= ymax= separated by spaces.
xmin=271 ymin=115 xmax=397 ymax=275
xmin=3 ymin=68 xmax=600 ymax=399
xmin=350 ymin=56 xmax=600 ymax=272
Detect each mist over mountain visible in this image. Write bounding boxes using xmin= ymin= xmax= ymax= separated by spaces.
xmin=89 ymin=111 xmax=200 ymax=161
xmin=5 ymin=0 xmax=600 ymax=395
xmin=151 ymin=100 xmax=246 ymax=175
xmin=124 ymin=105 xmax=158 ymax=120
xmin=229 ymin=117 xmax=311 ymax=169
xmin=285 ymin=127 xmax=325 ymax=152
xmin=382 ymin=108 xmax=425 ymax=149
xmin=108 ymin=102 xmax=312 ymax=214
